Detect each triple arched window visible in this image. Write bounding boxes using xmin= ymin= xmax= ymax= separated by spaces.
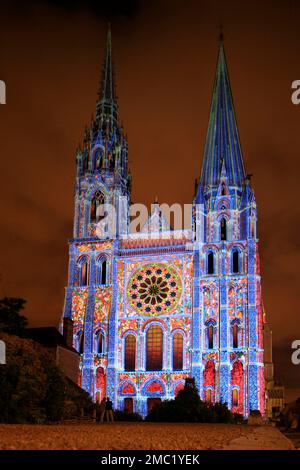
xmin=122 ymin=326 xmax=185 ymax=372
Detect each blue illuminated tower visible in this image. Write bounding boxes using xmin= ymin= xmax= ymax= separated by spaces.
xmin=62 ymin=27 xmax=130 ymax=399
xmin=192 ymin=39 xmax=264 ymax=414
xmin=74 ymin=26 xmax=130 ymax=241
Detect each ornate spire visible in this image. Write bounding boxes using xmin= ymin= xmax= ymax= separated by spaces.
xmin=78 ymin=26 xmax=129 ymax=184
xmin=199 ymin=39 xmax=246 ymax=190
xmin=96 ymin=25 xmax=119 ymax=125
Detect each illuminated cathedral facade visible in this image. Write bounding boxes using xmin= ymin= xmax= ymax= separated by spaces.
xmin=62 ymin=29 xmax=265 ymax=417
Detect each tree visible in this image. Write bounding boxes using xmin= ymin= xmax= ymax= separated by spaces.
xmin=0 ymin=333 xmax=46 ymax=423
xmin=39 ymin=350 xmax=67 ymax=422
xmin=146 ymin=378 xmax=241 ymax=423
xmin=0 ymin=297 xmax=28 ymax=336
xmin=0 ymin=333 xmax=93 ymax=423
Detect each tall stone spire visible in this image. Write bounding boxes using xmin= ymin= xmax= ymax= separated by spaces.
xmin=96 ymin=25 xmax=119 ymax=126
xmin=199 ymin=38 xmax=246 ymax=191
xmin=77 ymin=25 xmax=129 ymax=185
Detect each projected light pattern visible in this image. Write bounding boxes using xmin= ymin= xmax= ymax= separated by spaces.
xmin=62 ymin=29 xmax=265 ymax=418
xmin=128 ymin=263 xmax=182 ymax=316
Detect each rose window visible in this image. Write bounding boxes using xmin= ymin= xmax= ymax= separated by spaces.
xmin=128 ymin=263 xmax=182 ymax=315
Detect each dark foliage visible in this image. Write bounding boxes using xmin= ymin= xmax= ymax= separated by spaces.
xmin=0 ymin=297 xmax=28 ymax=336
xmin=0 ymin=333 xmax=92 ymax=423
xmin=146 ymin=382 xmax=244 ymax=424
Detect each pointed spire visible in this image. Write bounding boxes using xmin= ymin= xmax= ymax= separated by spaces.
xmin=96 ymin=24 xmax=119 ymax=125
xmin=199 ymin=39 xmax=246 ymax=190
xmin=100 ymin=25 xmax=115 ymax=102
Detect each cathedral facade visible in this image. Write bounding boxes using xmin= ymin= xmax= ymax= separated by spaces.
xmin=62 ymin=29 xmax=265 ymax=417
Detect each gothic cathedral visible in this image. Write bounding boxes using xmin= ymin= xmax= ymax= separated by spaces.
xmin=62 ymin=29 xmax=265 ymax=417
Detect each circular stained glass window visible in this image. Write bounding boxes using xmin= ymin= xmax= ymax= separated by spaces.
xmin=128 ymin=263 xmax=182 ymax=315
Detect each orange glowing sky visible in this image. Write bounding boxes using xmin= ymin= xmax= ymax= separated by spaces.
xmin=0 ymin=0 xmax=299 ymax=392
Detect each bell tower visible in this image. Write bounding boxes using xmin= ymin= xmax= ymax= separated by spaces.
xmin=62 ymin=27 xmax=130 ymax=399
xmin=74 ymin=26 xmax=131 ymax=240
xmin=192 ymin=38 xmax=265 ymax=415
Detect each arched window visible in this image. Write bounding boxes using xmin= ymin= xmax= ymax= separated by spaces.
xmin=96 ymin=331 xmax=104 ymax=354
xmin=204 ymin=361 xmax=215 ymax=403
xmin=221 ymin=183 xmax=226 ymax=196
xmin=231 ymin=361 xmax=243 ymax=412
xmin=232 ymin=323 xmax=239 ymax=348
xmin=146 ymin=325 xmax=163 ymax=371
xmin=78 ymin=257 xmax=89 ymax=286
xmin=101 ymin=260 xmax=107 ymax=285
xmin=205 ymin=389 xmax=212 ymax=403
xmin=207 ymin=252 xmax=214 ymax=275
xmin=232 ymin=388 xmax=239 ymax=407
xmin=96 ymin=367 xmax=106 ymax=402
xmin=173 ymin=333 xmax=183 ymax=371
xmin=220 ymin=218 xmax=227 ymax=241
xmin=81 ymin=261 xmax=88 ymax=285
xmin=232 ymin=249 xmax=240 ymax=273
xmin=208 ymin=325 xmax=214 ymax=349
xmin=96 ymin=257 xmax=108 ymax=285
xmin=90 ymin=191 xmax=105 ymax=223
xmin=78 ymin=331 xmax=84 ymax=354
xmin=125 ymin=334 xmax=136 ymax=371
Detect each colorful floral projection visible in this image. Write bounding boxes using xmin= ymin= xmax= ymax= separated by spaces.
xmin=127 ymin=263 xmax=182 ymax=316
xmin=228 ymin=280 xmax=246 ymax=320
xmin=94 ymin=287 xmax=112 ymax=323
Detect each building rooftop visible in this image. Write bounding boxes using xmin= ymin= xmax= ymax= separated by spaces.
xmin=26 ymin=327 xmax=78 ymax=354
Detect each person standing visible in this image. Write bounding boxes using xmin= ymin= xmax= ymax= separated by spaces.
xmin=99 ymin=397 xmax=106 ymax=423
xmin=105 ymin=397 xmax=114 ymax=423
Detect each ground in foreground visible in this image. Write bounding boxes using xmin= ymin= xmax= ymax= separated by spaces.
xmin=0 ymin=423 xmax=294 ymax=450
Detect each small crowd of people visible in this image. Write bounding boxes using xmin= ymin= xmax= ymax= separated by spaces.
xmin=98 ymin=397 xmax=114 ymax=423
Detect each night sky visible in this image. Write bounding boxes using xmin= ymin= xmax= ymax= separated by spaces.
xmin=0 ymin=0 xmax=300 ymax=394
